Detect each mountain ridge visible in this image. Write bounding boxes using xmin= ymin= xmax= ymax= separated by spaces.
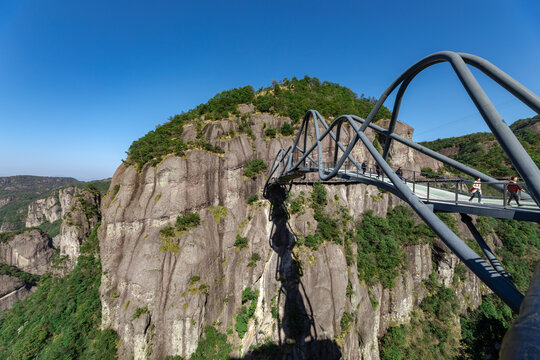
xmin=420 ymin=115 xmax=539 ymax=177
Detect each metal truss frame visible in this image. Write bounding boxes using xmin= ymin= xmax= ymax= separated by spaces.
xmin=264 ymin=51 xmax=540 ymax=312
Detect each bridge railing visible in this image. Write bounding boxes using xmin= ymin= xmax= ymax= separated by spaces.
xmin=409 ymin=179 xmax=532 ymax=207
xmin=321 ymin=163 xmax=534 ymax=208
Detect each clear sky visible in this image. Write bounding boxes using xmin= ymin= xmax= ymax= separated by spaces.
xmin=0 ymin=0 xmax=538 ymax=181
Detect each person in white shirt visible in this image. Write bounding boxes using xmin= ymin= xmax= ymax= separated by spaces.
xmin=468 ymin=178 xmax=482 ymax=204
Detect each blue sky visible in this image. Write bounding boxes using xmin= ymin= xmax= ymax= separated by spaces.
xmin=0 ymin=0 xmax=538 ymax=181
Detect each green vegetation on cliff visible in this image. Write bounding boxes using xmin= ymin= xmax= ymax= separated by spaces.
xmin=478 ymin=217 xmax=540 ymax=292
xmin=125 ymin=76 xmax=391 ymax=169
xmin=355 ymin=207 xmax=435 ymax=288
xmin=235 ymin=287 xmax=259 ymax=339
xmin=0 ymin=176 xmax=81 ymax=231
xmin=244 ymin=159 xmax=267 ymax=178
xmin=460 ymin=294 xmax=514 ymax=360
xmin=36 ymin=219 xmax=62 ymax=238
xmin=253 ymin=76 xmax=392 ymax=122
xmin=420 ymin=115 xmax=539 ymax=177
xmin=0 ymin=224 xmax=118 ymax=359
xmin=380 ymin=275 xmax=461 ymax=360
xmin=379 ymin=216 xmax=540 ymax=359
xmin=458 ymin=217 xmax=540 ymax=359
xmin=0 ymin=263 xmax=40 ymax=286
xmin=159 ymin=212 xmax=201 ymax=254
xmin=296 ymin=184 xmax=435 ymax=289
xmin=189 ymin=326 xmax=232 ymax=360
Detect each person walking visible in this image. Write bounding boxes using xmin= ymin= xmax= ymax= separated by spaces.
xmin=468 ymin=177 xmax=483 ymax=203
xmin=375 ymin=164 xmax=382 ymax=178
xmin=396 ymin=167 xmax=403 ymax=180
xmin=507 ymin=176 xmax=524 ymax=206
xmin=361 ymin=161 xmax=367 ymax=175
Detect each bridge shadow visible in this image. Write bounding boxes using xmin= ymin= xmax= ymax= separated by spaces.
xmin=233 ymin=184 xmax=341 ymax=359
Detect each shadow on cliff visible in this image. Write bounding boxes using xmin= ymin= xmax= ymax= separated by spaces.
xmin=233 ymin=184 xmax=342 ymax=360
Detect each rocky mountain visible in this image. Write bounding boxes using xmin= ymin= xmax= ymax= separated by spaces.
xmin=0 ymin=185 xmax=102 ymax=310
xmin=0 ymin=274 xmax=37 ymax=312
xmin=97 ymin=102 xmax=503 ymax=359
xmin=0 ymin=229 xmax=54 ymax=275
xmin=0 ymin=79 xmax=537 ymax=360
xmin=0 ymin=184 xmax=115 ymax=359
xmin=25 ymin=186 xmax=83 ymax=228
xmin=58 ymin=186 xmax=101 ymax=266
xmin=0 ymin=176 xmax=81 ymax=232
xmin=0 ymin=176 xmax=111 ymax=235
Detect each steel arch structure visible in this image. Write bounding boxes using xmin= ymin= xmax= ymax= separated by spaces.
xmin=264 ymin=51 xmax=540 ymax=313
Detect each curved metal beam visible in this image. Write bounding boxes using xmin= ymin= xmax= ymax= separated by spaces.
xmin=264 ymin=51 xmax=539 ymax=313
xmin=364 ymin=51 xmax=540 ymax=203
xmin=265 ymin=111 xmax=526 ymax=312
xmin=459 ymin=53 xmax=540 ymax=114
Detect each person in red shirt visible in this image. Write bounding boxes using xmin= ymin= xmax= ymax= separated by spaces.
xmin=507 ymin=176 xmax=524 ymax=206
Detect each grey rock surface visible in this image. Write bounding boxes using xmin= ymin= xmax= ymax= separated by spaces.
xmin=58 ymin=189 xmax=101 ymax=267
xmin=99 ymin=111 xmax=482 ymax=359
xmin=0 ymin=229 xmax=54 ymax=275
xmin=0 ymin=196 xmax=14 ymax=209
xmin=0 ymin=275 xmax=36 ymax=311
xmin=25 ymin=187 xmax=82 ymax=227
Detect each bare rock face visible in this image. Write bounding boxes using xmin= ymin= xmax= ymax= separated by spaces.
xmin=99 ymin=112 xmax=480 ymax=359
xmin=0 ymin=275 xmax=36 ymax=311
xmin=0 ymin=188 xmax=100 ymax=311
xmin=0 ymin=221 xmax=18 ymax=233
xmin=0 ymin=196 xmax=14 ymax=209
xmin=439 ymin=146 xmax=460 ymax=157
xmin=376 ymin=119 xmax=443 ymax=173
xmin=25 ymin=187 xmax=82 ymax=227
xmin=432 ymin=237 xmax=483 ymax=311
xmin=58 ymin=189 xmax=101 ymax=263
xmin=0 ymin=229 xmax=54 ymax=275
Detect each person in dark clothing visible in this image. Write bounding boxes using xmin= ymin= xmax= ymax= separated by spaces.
xmin=396 ymin=167 xmax=403 ymax=180
xmin=361 ymin=161 xmax=367 ymax=174
xmin=507 ymin=176 xmax=524 ymax=206
xmin=375 ymin=164 xmax=382 ymax=178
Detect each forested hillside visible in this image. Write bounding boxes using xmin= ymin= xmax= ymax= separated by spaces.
xmin=0 ymin=224 xmax=118 ymax=359
xmin=380 ymin=216 xmax=540 ymax=359
xmin=125 ymin=76 xmax=392 ymax=169
xmin=420 ymin=115 xmax=539 ymax=177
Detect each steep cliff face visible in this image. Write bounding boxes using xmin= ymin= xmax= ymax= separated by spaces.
xmin=98 ymin=108 xmax=484 ymax=359
xmin=0 ymin=229 xmax=54 ymax=275
xmin=25 ymin=186 xmax=82 ymax=228
xmin=0 ymin=275 xmax=36 ymax=311
xmin=0 ymin=217 xmax=20 ymax=233
xmin=0 ymin=176 xmax=81 ymax=232
xmin=0 ymin=197 xmax=14 ymax=209
xmin=0 ymin=187 xmax=101 ymax=310
xmin=57 ymin=188 xmax=101 ymax=263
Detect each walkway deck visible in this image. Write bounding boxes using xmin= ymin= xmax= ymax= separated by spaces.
xmin=287 ymin=168 xmax=540 ymax=222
